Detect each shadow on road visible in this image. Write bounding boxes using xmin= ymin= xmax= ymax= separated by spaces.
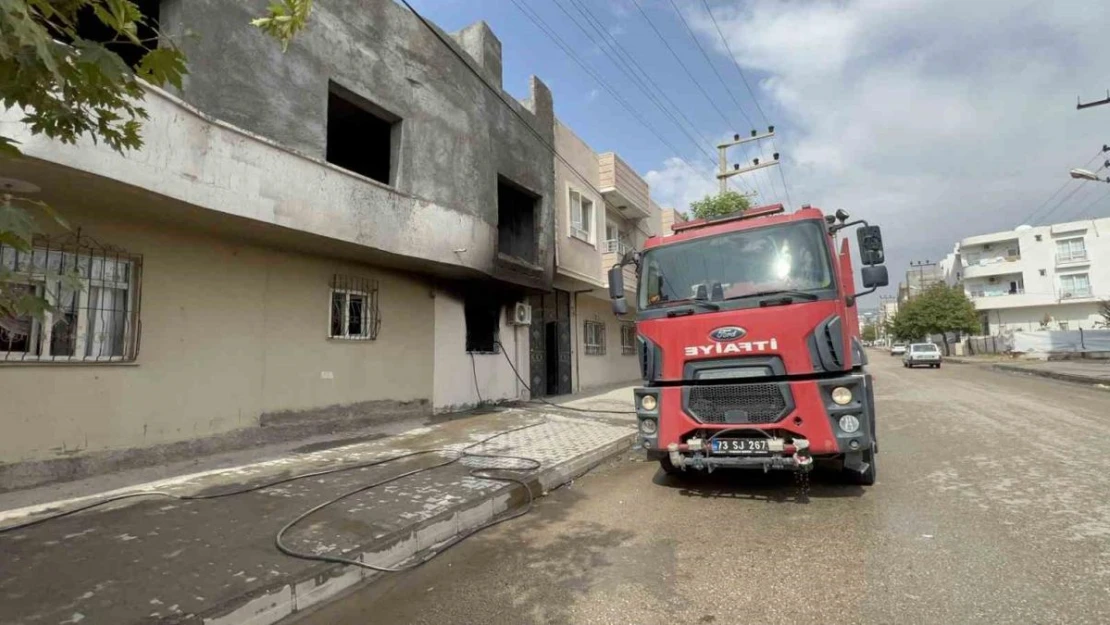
xmin=652 ymin=467 xmax=866 ymax=503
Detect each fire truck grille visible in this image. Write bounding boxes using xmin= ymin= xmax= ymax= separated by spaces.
xmin=685 ymin=384 xmax=789 ymax=424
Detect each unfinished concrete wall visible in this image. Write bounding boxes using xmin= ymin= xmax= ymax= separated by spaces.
xmin=160 ymin=0 xmax=555 ymax=289
xmin=0 ymin=205 xmax=434 ymax=464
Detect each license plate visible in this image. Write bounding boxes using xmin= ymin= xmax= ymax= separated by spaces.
xmin=711 ymin=438 xmax=770 ymax=455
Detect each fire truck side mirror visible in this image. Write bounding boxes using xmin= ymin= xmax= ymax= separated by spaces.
xmin=861 ymin=265 xmax=889 ymax=289
xmin=856 ymin=225 xmax=885 ymax=266
xmin=611 ymin=297 xmax=629 ymax=316
xmin=608 ymin=265 xmax=625 ymax=299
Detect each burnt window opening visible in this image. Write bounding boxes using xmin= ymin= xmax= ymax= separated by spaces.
xmin=54 ymin=0 xmax=162 ymax=69
xmin=465 ymin=296 xmax=501 ymax=354
xmin=497 ymin=176 xmax=539 ymax=264
xmin=326 ymin=82 xmax=400 ymax=186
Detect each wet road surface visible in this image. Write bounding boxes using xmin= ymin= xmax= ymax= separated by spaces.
xmin=291 ymin=354 xmax=1110 ymax=625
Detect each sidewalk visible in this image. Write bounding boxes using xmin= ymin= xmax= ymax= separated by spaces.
xmin=0 ymin=390 xmax=636 ymax=625
xmin=946 ymin=356 xmax=1110 ymax=387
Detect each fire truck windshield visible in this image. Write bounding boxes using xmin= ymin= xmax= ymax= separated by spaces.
xmin=638 ymin=220 xmax=835 ymax=311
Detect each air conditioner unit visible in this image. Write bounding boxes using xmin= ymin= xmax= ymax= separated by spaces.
xmin=509 ymin=302 xmax=532 ymax=326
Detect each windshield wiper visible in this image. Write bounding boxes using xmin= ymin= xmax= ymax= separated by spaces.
xmin=723 ymin=289 xmax=821 ymax=305
xmin=663 ymin=299 xmax=720 ymax=316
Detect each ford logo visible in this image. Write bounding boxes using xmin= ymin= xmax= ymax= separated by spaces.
xmin=709 ymin=326 xmax=747 ymax=342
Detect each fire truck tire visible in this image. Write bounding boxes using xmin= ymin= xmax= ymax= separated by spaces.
xmin=847 ymin=446 xmax=877 ymax=486
xmin=659 ymin=456 xmax=683 ymax=476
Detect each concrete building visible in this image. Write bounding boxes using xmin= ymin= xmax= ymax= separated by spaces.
xmin=0 ymin=1 xmax=559 ymax=481
xmin=551 ymin=121 xmax=661 ymax=393
xmin=904 ymin=261 xmax=945 ymax=301
xmin=957 ymin=217 xmax=1110 ymax=334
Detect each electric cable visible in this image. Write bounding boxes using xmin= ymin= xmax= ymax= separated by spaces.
xmin=0 ymin=421 xmax=547 ymax=538
xmin=493 ymin=340 xmax=636 ymax=415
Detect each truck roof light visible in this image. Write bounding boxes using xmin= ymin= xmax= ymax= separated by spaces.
xmin=671 ymin=204 xmax=786 ymax=233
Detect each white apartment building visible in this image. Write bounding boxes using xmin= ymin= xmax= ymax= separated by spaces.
xmin=957 ymin=217 xmax=1110 ymax=334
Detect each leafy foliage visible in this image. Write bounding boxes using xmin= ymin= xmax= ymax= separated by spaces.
xmin=689 ymin=190 xmax=752 ymax=220
xmin=888 ymin=284 xmax=979 ymax=342
xmin=0 ymin=0 xmax=312 ymax=325
xmin=861 ymin=323 xmax=878 ymax=342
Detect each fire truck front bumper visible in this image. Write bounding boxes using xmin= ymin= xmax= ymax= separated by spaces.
xmin=632 ymin=373 xmax=877 ymax=472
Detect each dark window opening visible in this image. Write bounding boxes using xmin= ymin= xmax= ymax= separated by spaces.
xmin=497 ymin=176 xmax=539 ymax=263
xmin=465 ymin=296 xmax=501 ymax=353
xmin=54 ymin=0 xmax=161 ymax=69
xmin=326 ymin=82 xmax=400 ymax=185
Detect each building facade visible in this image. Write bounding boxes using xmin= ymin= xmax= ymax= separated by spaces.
xmin=957 ymin=218 xmax=1110 ymax=334
xmin=0 ymin=1 xmax=561 ymax=482
xmin=551 ymin=121 xmax=662 ymax=393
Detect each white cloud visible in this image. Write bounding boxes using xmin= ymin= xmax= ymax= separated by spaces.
xmin=645 ymin=157 xmax=718 ymax=212
xmin=668 ymin=0 xmax=1110 ymax=295
xmin=586 ymin=88 xmax=600 ymax=103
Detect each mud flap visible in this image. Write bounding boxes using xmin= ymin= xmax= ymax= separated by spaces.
xmin=843 ymin=449 xmax=871 ymax=475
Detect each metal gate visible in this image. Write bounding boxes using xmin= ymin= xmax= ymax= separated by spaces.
xmin=527 ymin=290 xmax=572 ymax=397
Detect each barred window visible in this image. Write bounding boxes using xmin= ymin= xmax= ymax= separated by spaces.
xmin=329 ymin=274 xmax=380 ymax=340
xmin=584 ymin=320 xmax=606 ymax=356
xmin=621 ymin=322 xmax=636 ymax=355
xmin=1 ymin=233 xmax=142 ymax=363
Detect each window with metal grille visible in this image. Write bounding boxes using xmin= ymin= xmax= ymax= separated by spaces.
xmin=329 ymin=274 xmax=380 ymax=340
xmin=584 ymin=320 xmax=606 ymax=356
xmin=1 ymin=232 xmax=142 ymax=362
xmin=620 ymin=322 xmax=636 ymax=355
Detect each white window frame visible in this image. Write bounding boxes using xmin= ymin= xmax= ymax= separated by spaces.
xmin=1055 ymin=237 xmax=1087 ymax=263
xmin=1059 ymin=273 xmax=1092 ymax=299
xmin=329 ymin=288 xmax=373 ymax=340
xmin=584 ymin=320 xmax=606 ymax=356
xmin=568 ymin=186 xmax=595 ymax=245
xmin=1 ymin=246 xmax=139 ymax=363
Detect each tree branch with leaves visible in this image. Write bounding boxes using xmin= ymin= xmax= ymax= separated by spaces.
xmin=0 ymin=0 xmax=313 ymax=330
xmin=688 ymin=190 xmax=752 ymax=220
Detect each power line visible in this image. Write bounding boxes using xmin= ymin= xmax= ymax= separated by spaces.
xmin=1018 ymin=146 xmax=1108 ymax=225
xmin=624 ymin=0 xmax=769 ymax=200
xmin=695 ymin=0 xmax=795 ymax=208
xmin=395 ymin=0 xmax=666 ymax=243
xmin=662 ymin=0 xmax=754 ymax=130
xmin=699 ymin=0 xmax=768 ymax=124
xmin=551 ymin=0 xmax=757 ymax=197
xmin=504 ymin=0 xmax=737 ymax=205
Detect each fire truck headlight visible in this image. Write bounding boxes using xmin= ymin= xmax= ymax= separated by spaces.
xmin=831 ymin=386 xmax=853 ymax=405
xmin=640 ymin=395 xmax=658 ymax=411
xmin=839 ymin=414 xmax=861 ymax=433
xmin=639 ymin=418 xmax=658 ymax=435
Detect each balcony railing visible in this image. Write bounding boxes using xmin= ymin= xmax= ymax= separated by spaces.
xmin=1060 ymin=288 xmax=1092 ymax=299
xmin=1056 ymin=251 xmax=1089 ymax=264
xmin=968 ymin=288 xmax=1024 ymax=298
xmin=604 ymin=239 xmax=631 ymax=255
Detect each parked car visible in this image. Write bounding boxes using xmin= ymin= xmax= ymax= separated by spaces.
xmin=903 ymin=342 xmax=942 ymax=368
xmin=890 ymin=343 xmax=907 ymax=356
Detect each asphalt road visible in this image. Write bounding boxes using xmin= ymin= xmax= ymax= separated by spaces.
xmin=291 ymin=355 xmax=1110 ymax=625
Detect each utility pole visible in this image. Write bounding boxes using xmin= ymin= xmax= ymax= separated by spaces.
xmin=1078 ymin=90 xmax=1110 ymax=110
xmin=717 ymin=127 xmax=778 ymax=196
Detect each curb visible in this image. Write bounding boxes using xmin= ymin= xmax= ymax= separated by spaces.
xmin=197 ymin=430 xmax=637 ymax=625
xmin=989 ymin=363 xmax=1110 ymax=388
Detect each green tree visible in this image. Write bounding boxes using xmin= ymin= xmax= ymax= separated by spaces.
xmin=689 ymin=190 xmax=752 ymax=220
xmin=0 ymin=0 xmax=313 ymax=327
xmin=888 ymin=284 xmax=978 ymax=342
xmin=861 ymin=323 xmax=878 ymax=342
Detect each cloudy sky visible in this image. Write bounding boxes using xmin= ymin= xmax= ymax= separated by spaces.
xmin=420 ymin=0 xmax=1110 ymax=301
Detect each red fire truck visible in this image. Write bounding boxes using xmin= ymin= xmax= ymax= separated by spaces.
xmin=607 ymin=204 xmax=888 ymax=484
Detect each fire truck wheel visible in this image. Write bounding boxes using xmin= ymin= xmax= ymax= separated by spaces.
xmin=659 ymin=456 xmax=683 ymax=476
xmin=846 ymin=446 xmax=877 ymax=486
